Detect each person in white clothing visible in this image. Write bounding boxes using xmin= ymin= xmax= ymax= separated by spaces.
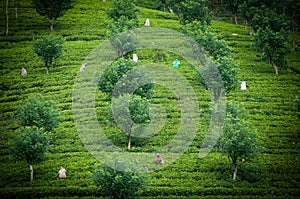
xmin=144 ymin=18 xmax=150 ymax=26
xmin=20 ymin=67 xmax=27 ymax=76
xmin=80 ymin=63 xmax=87 ymax=72
xmin=57 ymin=166 xmax=67 ymax=179
xmin=132 ymin=54 xmax=138 ymax=62
xmin=241 ymin=81 xmax=247 ymax=90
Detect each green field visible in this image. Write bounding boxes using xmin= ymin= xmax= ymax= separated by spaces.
xmin=0 ymin=0 xmax=299 ymax=198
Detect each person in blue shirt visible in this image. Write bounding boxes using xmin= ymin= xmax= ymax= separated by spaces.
xmin=173 ymin=59 xmax=180 ymax=69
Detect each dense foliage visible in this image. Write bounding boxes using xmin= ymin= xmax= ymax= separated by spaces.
xmin=32 ymin=0 xmax=73 ymax=31
xmin=32 ymin=35 xmax=64 ymax=74
xmin=107 ymin=0 xmax=140 ymax=56
xmin=249 ymin=6 xmax=291 ymax=74
xmin=108 ymin=0 xmax=139 ymax=22
xmin=166 ymin=0 xmax=212 ymax=25
xmin=99 ymin=59 xmax=154 ymax=99
xmin=92 ymin=164 xmax=146 ymax=199
xmin=16 ymin=94 xmax=60 ymax=132
xmin=218 ymin=102 xmax=259 ymax=180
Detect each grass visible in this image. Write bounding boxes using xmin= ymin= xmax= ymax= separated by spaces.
xmin=0 ymin=0 xmax=300 ymax=198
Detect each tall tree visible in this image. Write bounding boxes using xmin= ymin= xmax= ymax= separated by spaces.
xmin=32 ymin=35 xmax=64 ymax=74
xmin=10 ymin=127 xmax=50 ymax=181
xmin=112 ymin=95 xmax=150 ymax=149
xmin=250 ymin=6 xmax=291 ymax=75
xmin=99 ymin=59 xmax=153 ymax=149
xmin=32 ymin=0 xmax=73 ymax=31
xmin=253 ymin=27 xmax=290 ymax=75
xmin=282 ymin=0 xmax=300 ymax=46
xmin=218 ymin=102 xmax=259 ymax=180
xmin=108 ymin=21 xmax=140 ymax=57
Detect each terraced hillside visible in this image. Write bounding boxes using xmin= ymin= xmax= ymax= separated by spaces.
xmin=0 ymin=0 xmax=299 ymax=198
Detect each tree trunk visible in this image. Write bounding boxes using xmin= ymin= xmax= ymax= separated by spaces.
xmin=127 ymin=134 xmax=131 ymax=150
xmin=271 ymin=59 xmax=278 ymax=75
xmin=6 ymin=0 xmax=9 ymax=36
xmin=250 ymin=26 xmax=253 ymax=37
xmin=291 ymin=10 xmax=296 ymax=46
xmin=45 ymin=62 xmax=49 ymax=74
xmin=30 ymin=164 xmax=33 ymax=181
xmin=50 ymin=23 xmax=54 ymax=31
xmin=245 ymin=20 xmax=248 ymax=30
xmin=46 ymin=18 xmax=54 ymax=31
xmin=14 ymin=0 xmax=18 ymax=19
xmin=233 ymin=165 xmax=237 ymax=180
xmin=234 ymin=13 xmax=238 ymax=25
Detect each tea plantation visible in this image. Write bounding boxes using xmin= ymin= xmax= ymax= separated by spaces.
xmin=0 ymin=0 xmax=299 ymax=198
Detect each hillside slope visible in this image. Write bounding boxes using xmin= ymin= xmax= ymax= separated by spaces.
xmin=0 ymin=0 xmax=299 ymax=198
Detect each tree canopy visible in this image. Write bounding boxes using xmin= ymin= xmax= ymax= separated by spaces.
xmin=166 ymin=0 xmax=212 ymax=25
xmin=32 ymin=35 xmax=64 ymax=74
xmin=99 ymin=59 xmax=154 ymax=99
xmin=16 ymin=94 xmax=60 ymax=132
xmin=108 ymin=0 xmax=139 ymax=22
xmin=92 ymin=164 xmax=146 ymax=199
xmin=32 ymin=0 xmax=73 ymax=31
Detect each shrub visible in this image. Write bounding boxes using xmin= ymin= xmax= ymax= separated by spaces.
xmin=91 ymin=164 xmax=146 ymax=199
xmin=15 ymin=94 xmax=60 ymax=132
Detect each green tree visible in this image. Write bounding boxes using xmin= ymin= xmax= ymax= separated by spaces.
xmin=99 ymin=59 xmax=153 ymax=149
xmin=249 ymin=6 xmax=291 ymax=75
xmin=32 ymin=0 xmax=73 ymax=31
xmin=112 ymin=94 xmax=150 ymax=149
xmin=16 ymin=94 xmax=60 ymax=132
xmin=253 ymin=27 xmax=290 ymax=75
xmin=10 ymin=126 xmax=50 ymax=181
xmin=218 ymin=102 xmax=259 ymax=180
xmin=99 ymin=59 xmax=154 ymax=99
xmin=32 ymin=35 xmax=64 ymax=74
xmin=167 ymin=0 xmax=211 ymax=25
xmin=281 ymin=0 xmax=300 ymax=45
xmin=92 ymin=164 xmax=146 ymax=199
xmin=107 ymin=0 xmax=139 ymax=57
xmin=108 ymin=16 xmax=140 ymax=36
xmin=109 ymin=29 xmax=139 ymax=57
xmin=250 ymin=5 xmax=290 ymax=33
xmin=108 ymin=0 xmax=139 ymax=22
